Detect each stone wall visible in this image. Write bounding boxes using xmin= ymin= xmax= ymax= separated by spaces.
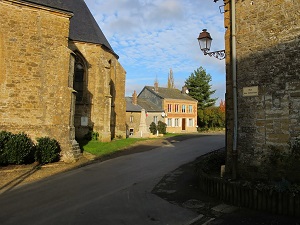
xmin=0 ymin=0 xmax=77 ymax=161
xmin=69 ymin=41 xmax=126 ymax=142
xmin=225 ymin=0 xmax=300 ymax=180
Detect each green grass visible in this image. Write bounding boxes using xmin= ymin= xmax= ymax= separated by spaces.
xmin=78 ymin=133 xmax=188 ymax=157
xmin=79 ymin=138 xmax=149 ymax=156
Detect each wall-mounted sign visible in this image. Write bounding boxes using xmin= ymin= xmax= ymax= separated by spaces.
xmin=81 ymin=117 xmax=88 ymax=126
xmin=243 ymin=86 xmax=258 ymax=97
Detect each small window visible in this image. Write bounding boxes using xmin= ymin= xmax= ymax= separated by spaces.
xmin=167 ymin=104 xmax=172 ymax=112
xmin=129 ymin=128 xmax=134 ymax=136
xmin=175 ymin=118 xmax=179 ymax=127
xmin=182 ymin=105 xmax=186 ymax=113
xmin=167 ymin=118 xmax=172 ymax=127
xmin=130 ymin=115 xmax=134 ymax=123
xmin=188 ymin=105 xmax=193 ymax=113
xmin=175 ymin=104 xmax=179 ymax=112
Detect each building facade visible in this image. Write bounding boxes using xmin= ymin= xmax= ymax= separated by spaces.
xmin=126 ymin=91 xmax=164 ymax=137
xmin=0 ymin=0 xmax=126 ymax=161
xmin=138 ymin=84 xmax=198 ymax=133
xmin=223 ymin=0 xmax=300 ymax=180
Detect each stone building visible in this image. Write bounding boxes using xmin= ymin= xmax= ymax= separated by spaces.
xmin=126 ymin=91 xmax=164 ymax=138
xmin=221 ymin=0 xmax=300 ymax=180
xmin=0 ymin=0 xmax=126 ymax=162
xmin=138 ymin=83 xmax=198 ymax=133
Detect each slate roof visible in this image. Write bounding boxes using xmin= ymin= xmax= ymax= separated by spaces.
xmin=141 ymin=86 xmax=198 ymax=102
xmin=25 ymin=0 xmax=117 ymax=57
xmin=126 ymin=97 xmax=163 ymax=112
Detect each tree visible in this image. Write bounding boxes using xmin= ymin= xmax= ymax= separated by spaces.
xmin=219 ymin=99 xmax=225 ymax=113
xmin=149 ymin=122 xmax=157 ymax=135
xmin=185 ymin=66 xmax=217 ymax=110
xmin=157 ymin=121 xmax=167 ymax=134
xmin=167 ymin=68 xmax=175 ymax=88
xmin=198 ymin=106 xmax=225 ymax=129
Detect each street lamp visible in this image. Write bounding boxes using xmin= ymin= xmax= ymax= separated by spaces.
xmin=197 ymin=29 xmax=225 ymax=60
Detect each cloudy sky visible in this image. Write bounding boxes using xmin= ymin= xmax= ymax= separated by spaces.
xmin=85 ymin=0 xmax=226 ymax=104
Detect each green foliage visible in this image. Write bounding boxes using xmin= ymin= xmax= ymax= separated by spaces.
xmin=35 ymin=137 xmax=60 ymax=164
xmin=195 ymin=148 xmax=226 ymax=175
xmin=84 ymin=129 xmax=99 ymax=141
xmin=198 ymin=106 xmax=225 ymax=129
xmin=4 ymin=132 xmax=35 ymax=165
xmin=262 ymin=139 xmax=300 ymax=182
xmin=0 ymin=131 xmax=13 ymax=165
xmin=185 ymin=66 xmax=217 ymax=110
xmin=149 ymin=122 xmax=157 ymax=135
xmin=157 ymin=121 xmax=167 ymax=134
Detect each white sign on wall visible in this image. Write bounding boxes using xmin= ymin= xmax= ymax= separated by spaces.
xmin=81 ymin=117 xmax=88 ymax=126
xmin=243 ymin=86 xmax=259 ymax=97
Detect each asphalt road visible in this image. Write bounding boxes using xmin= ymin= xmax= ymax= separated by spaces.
xmin=0 ymin=134 xmax=225 ymax=225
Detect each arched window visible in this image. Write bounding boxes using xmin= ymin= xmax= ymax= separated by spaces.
xmin=74 ymin=57 xmax=85 ymax=102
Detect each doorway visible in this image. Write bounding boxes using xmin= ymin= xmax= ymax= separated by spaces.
xmin=182 ymin=118 xmax=186 ymax=131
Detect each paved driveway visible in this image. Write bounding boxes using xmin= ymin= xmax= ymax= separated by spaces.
xmin=0 ymin=134 xmax=225 ymax=225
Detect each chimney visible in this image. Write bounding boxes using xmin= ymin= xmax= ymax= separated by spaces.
xmin=132 ymin=90 xmax=137 ymax=105
xmin=182 ymin=86 xmax=188 ymax=94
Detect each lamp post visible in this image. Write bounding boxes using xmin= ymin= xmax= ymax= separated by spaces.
xmin=197 ymin=29 xmax=225 ymax=60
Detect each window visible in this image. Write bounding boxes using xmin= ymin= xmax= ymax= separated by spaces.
xmin=175 ymin=118 xmax=179 ymax=127
xmin=129 ymin=129 xmax=134 ymax=136
xmin=153 ymin=116 xmax=158 ymax=124
xmin=182 ymin=105 xmax=186 ymax=113
xmin=167 ymin=104 xmax=172 ymax=112
xmin=74 ymin=62 xmax=84 ymax=102
xmin=175 ymin=104 xmax=179 ymax=112
xmin=130 ymin=115 xmax=134 ymax=123
xmin=188 ymin=118 xmax=193 ymax=127
xmin=167 ymin=118 xmax=172 ymax=127
xmin=188 ymin=105 xmax=193 ymax=113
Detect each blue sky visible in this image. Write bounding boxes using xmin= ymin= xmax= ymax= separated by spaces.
xmin=85 ymin=0 xmax=226 ymax=104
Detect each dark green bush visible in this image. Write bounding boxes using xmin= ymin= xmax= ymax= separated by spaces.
xmin=84 ymin=129 xmax=99 ymax=141
xmin=149 ymin=122 xmax=157 ymax=135
xmin=157 ymin=121 xmax=167 ymax=134
xmin=0 ymin=131 xmax=13 ymax=165
xmin=35 ymin=137 xmax=60 ymax=164
xmin=5 ymin=132 xmax=35 ymax=165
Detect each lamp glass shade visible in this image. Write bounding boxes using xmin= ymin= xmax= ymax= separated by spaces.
xmin=197 ymin=29 xmax=212 ymax=52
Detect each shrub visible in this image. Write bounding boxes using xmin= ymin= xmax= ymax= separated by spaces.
xmin=35 ymin=137 xmax=60 ymax=164
xmin=149 ymin=122 xmax=157 ymax=135
xmin=157 ymin=121 xmax=167 ymax=134
xmin=0 ymin=131 xmax=13 ymax=165
xmin=84 ymin=129 xmax=99 ymax=141
xmin=5 ymin=132 xmax=35 ymax=165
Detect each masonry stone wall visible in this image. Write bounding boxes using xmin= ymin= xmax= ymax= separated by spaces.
xmin=69 ymin=41 xmax=126 ymax=142
xmin=0 ymin=0 xmax=76 ymax=161
xmin=225 ymin=0 xmax=300 ymax=180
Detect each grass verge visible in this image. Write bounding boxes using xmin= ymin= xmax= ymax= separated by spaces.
xmin=79 ymin=138 xmax=151 ymax=156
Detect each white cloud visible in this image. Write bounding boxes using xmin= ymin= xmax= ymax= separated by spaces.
xmin=85 ymin=0 xmax=226 ymax=102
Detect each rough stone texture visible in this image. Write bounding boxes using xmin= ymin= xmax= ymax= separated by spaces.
xmin=0 ymin=0 xmax=126 ymax=161
xmin=0 ymin=0 xmax=76 ymax=161
xmin=225 ymin=0 xmax=300 ymax=179
xmin=69 ymin=42 xmax=126 ymax=142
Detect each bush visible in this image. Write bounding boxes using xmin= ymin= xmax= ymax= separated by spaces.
xmin=149 ymin=122 xmax=157 ymax=135
xmin=0 ymin=131 xmax=13 ymax=165
xmin=84 ymin=129 xmax=99 ymax=141
xmin=35 ymin=137 xmax=60 ymax=164
xmin=5 ymin=132 xmax=35 ymax=165
xmin=157 ymin=121 xmax=167 ymax=134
